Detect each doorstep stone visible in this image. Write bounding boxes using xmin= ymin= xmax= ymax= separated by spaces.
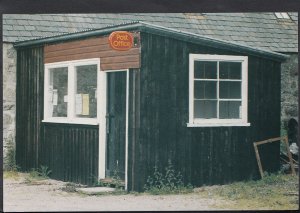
xmin=76 ymin=187 xmax=116 ymax=195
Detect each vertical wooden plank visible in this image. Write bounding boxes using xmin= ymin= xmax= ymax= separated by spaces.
xmin=70 ymin=127 xmax=74 ymax=182
xmin=134 ymin=66 xmax=141 ymax=191
xmin=41 ymin=124 xmax=99 ymax=185
xmin=16 ymin=46 xmax=44 ymax=171
xmin=254 ymin=143 xmax=264 ymax=178
xmin=284 ymin=137 xmax=296 ymax=175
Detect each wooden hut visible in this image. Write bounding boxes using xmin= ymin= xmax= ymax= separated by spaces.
xmin=14 ymin=21 xmax=287 ymax=191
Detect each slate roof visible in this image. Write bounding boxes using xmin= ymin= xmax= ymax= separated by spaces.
xmin=13 ymin=21 xmax=288 ymax=62
xmin=3 ymin=13 xmax=298 ymax=52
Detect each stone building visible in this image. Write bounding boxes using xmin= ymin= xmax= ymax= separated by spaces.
xmin=2 ymin=13 xmax=298 ymax=168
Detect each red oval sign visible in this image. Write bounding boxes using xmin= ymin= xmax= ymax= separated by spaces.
xmin=108 ymin=31 xmax=134 ymax=51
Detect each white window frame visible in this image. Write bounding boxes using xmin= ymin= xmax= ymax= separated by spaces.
xmin=188 ymin=54 xmax=250 ymax=127
xmin=43 ymin=58 xmax=101 ymax=125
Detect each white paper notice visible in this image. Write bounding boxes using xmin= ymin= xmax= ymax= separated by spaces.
xmin=64 ymin=95 xmax=68 ymax=102
xmin=82 ymin=94 xmax=89 ymax=115
xmin=52 ymin=89 xmax=58 ymax=106
xmin=75 ymin=94 xmax=82 ymax=114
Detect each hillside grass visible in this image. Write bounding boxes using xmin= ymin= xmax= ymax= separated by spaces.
xmin=197 ymin=173 xmax=299 ymax=210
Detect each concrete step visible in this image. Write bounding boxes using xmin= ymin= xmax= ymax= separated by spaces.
xmin=76 ymin=187 xmax=116 ymax=195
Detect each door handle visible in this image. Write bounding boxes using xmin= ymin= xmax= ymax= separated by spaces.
xmin=106 ymin=113 xmax=115 ymax=134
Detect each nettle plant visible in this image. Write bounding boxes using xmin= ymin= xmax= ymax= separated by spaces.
xmin=4 ymin=136 xmax=19 ymax=171
xmin=144 ymin=160 xmax=193 ymax=194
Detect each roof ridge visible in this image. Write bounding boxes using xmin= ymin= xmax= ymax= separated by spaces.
xmin=14 ymin=21 xmax=142 ymax=43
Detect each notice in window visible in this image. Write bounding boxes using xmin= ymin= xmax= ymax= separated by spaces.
xmin=82 ymin=94 xmax=89 ymax=115
xmin=75 ymin=94 xmax=82 ymax=114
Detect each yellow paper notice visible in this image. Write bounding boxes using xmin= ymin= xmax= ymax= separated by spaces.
xmin=82 ymin=94 xmax=89 ymax=115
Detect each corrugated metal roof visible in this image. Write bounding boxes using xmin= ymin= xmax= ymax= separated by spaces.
xmin=3 ymin=13 xmax=298 ymax=52
xmin=13 ymin=21 xmax=288 ymax=62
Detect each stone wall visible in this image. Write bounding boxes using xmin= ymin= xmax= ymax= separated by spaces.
xmin=281 ymin=53 xmax=299 ymax=128
xmin=3 ymin=42 xmax=17 ymax=169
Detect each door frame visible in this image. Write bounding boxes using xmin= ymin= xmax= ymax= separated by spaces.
xmin=98 ymin=69 xmax=129 ymax=190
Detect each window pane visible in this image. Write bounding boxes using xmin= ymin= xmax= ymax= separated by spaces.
xmin=194 ymin=61 xmax=217 ymax=79
xmin=219 ymin=62 xmax=241 ymax=79
xmin=49 ymin=67 xmax=68 ymax=117
xmin=219 ymin=81 xmax=241 ymax=99
xmin=194 ymin=100 xmax=217 ymax=118
xmin=75 ymin=65 xmax=97 ymax=118
xmin=219 ymin=101 xmax=241 ymax=119
xmin=194 ymin=81 xmax=217 ymax=99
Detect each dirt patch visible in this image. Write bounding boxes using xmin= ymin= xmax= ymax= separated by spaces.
xmin=4 ymin=173 xmax=230 ymax=212
xmin=5 ymin=172 xmax=297 ymax=211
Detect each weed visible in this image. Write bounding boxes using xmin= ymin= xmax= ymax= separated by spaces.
xmin=90 ymin=174 xmax=104 ymax=187
xmin=23 ymin=169 xmax=42 ymax=184
xmin=144 ymin=160 xmax=193 ymax=194
xmin=24 ymin=166 xmax=52 ymax=184
xmin=3 ymin=136 xmax=19 ymax=172
xmin=29 ymin=168 xmax=40 ymax=179
xmin=111 ymin=169 xmax=124 ymax=189
xmin=92 ymin=166 xmax=124 ymax=190
xmin=37 ymin=165 xmax=52 ymax=178
xmin=29 ymin=165 xmax=52 ymax=179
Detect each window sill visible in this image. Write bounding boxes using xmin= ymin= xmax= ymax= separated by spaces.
xmin=42 ymin=119 xmax=99 ymax=125
xmin=187 ymin=122 xmax=251 ymax=127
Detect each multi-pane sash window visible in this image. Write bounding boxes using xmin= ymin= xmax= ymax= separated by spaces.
xmin=44 ymin=58 xmax=100 ymax=125
xmin=189 ymin=54 xmax=249 ymax=126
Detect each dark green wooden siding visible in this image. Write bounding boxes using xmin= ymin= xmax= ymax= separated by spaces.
xmin=106 ymin=72 xmax=127 ymax=179
xmin=128 ymin=32 xmax=281 ymax=191
xmin=127 ymin=69 xmax=141 ymax=191
xmin=16 ymin=32 xmax=281 ymax=191
xmin=16 ymin=47 xmax=44 ymax=170
xmin=16 ymin=46 xmax=99 ymax=185
xmin=41 ymin=123 xmax=99 ymax=185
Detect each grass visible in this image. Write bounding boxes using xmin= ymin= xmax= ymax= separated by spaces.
xmin=196 ymin=173 xmax=299 ymax=210
xmin=144 ymin=185 xmax=193 ymax=195
xmin=22 ymin=167 xmax=52 ymax=184
xmin=4 ymin=170 xmax=298 ymax=210
xmin=3 ymin=170 xmax=20 ymax=180
xmin=144 ymin=161 xmax=194 ymax=195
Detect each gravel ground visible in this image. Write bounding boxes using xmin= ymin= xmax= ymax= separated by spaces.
xmin=3 ymin=173 xmax=231 ymax=212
